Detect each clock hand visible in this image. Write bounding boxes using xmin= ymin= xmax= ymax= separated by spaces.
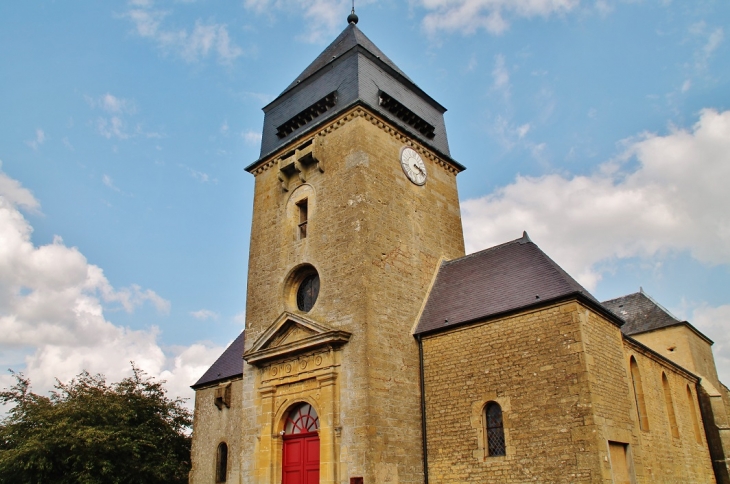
xmin=412 ymin=164 xmax=425 ymax=176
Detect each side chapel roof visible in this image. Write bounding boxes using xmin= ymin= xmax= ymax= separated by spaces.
xmin=191 ymin=331 xmax=245 ymax=389
xmin=414 ymin=233 xmax=611 ymax=335
xmin=602 ymin=290 xmax=713 ymax=343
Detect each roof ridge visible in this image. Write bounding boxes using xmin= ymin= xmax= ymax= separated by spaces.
xmin=443 ymin=232 xmax=529 ymax=266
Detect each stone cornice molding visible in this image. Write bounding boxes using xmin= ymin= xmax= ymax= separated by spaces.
xmin=247 ymin=104 xmax=463 ymax=177
xmin=243 ymin=311 xmax=351 ymax=366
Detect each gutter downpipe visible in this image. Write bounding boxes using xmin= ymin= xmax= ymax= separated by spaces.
xmin=417 ymin=333 xmax=429 ymax=484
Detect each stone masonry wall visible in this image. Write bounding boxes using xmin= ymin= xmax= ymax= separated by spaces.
xmin=621 ymin=338 xmax=716 ymax=482
xmin=422 ymin=300 xmax=717 ymax=483
xmin=422 ymin=301 xmax=599 ymax=483
xmin=190 ymin=378 xmax=244 ymax=484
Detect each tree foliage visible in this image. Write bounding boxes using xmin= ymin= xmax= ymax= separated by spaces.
xmin=0 ymin=365 xmax=191 ymax=484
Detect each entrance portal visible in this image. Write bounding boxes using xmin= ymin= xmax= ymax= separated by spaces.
xmin=282 ymin=403 xmax=320 ymax=484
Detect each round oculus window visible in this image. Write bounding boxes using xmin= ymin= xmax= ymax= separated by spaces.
xmin=296 ymin=274 xmax=320 ymax=312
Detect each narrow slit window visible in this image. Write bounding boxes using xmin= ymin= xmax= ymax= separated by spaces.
xmin=485 ymin=402 xmax=506 ymax=457
xmin=216 ymin=442 xmax=228 ymax=483
xmin=297 ymin=199 xmax=308 ymax=239
xmin=687 ymin=385 xmax=702 ymax=443
xmin=629 ymin=357 xmax=649 ymax=431
xmin=662 ymin=373 xmax=679 ymax=438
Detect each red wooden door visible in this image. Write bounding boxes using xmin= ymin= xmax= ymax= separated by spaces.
xmin=283 ymin=432 xmax=320 ymax=484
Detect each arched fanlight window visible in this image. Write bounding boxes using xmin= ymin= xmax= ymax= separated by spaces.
xmin=629 ymin=356 xmax=649 ymax=431
xmin=284 ymin=402 xmax=320 ymax=435
xmin=485 ymin=402 xmax=506 ymax=457
xmin=216 ymin=442 xmax=228 ymax=483
xmin=297 ymin=274 xmax=320 ymax=312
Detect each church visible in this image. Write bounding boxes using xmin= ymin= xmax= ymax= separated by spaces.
xmin=188 ymin=12 xmax=730 ymax=484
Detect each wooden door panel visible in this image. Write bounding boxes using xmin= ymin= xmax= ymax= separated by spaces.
xmin=283 ymin=434 xmax=319 ymax=484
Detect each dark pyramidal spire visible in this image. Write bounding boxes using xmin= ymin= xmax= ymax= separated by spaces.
xmin=249 ymin=11 xmax=462 ymax=171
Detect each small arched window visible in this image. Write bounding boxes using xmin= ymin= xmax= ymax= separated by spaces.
xmin=629 ymin=357 xmax=649 ymax=431
xmin=284 ymin=402 xmax=320 ymax=435
xmin=485 ymin=402 xmax=506 ymax=457
xmin=661 ymin=373 xmax=679 ymax=438
xmin=216 ymin=442 xmax=228 ymax=483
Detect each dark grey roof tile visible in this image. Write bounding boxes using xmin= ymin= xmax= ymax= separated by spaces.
xmin=602 ymin=291 xmax=681 ymax=336
xmin=191 ymin=331 xmax=245 ymax=389
xmin=415 ymin=233 xmax=597 ymax=335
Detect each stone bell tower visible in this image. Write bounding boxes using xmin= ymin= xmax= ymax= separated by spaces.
xmin=239 ymin=13 xmax=465 ymax=484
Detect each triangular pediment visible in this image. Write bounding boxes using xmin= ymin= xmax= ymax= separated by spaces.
xmin=243 ymin=312 xmax=351 ymax=366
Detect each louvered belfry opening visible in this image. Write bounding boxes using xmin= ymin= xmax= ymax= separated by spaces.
xmin=378 ymin=90 xmax=435 ymax=139
xmin=276 ymin=91 xmax=338 ymax=139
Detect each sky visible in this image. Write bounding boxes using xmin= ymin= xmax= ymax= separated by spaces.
xmin=1 ymin=0 xmax=729 ymax=407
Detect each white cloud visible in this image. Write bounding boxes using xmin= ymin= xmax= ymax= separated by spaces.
xmin=681 ymin=80 xmax=692 ymax=93
xmin=243 ymin=0 xmax=371 ymax=43
xmin=191 ymin=309 xmax=219 ymax=320
xmin=703 ymin=28 xmax=724 ymax=59
xmin=241 ymin=129 xmax=262 ymax=146
xmin=689 ymin=22 xmax=724 ymax=71
xmin=124 ymin=4 xmax=244 ymax=64
xmin=102 ymin=174 xmax=121 ymax=192
xmin=87 ymin=93 xmax=136 ymax=114
xmin=25 ymin=129 xmax=46 ymax=150
xmin=184 ymin=166 xmax=216 ymax=183
xmin=234 ymin=311 xmax=247 ymax=327
xmin=220 ymin=120 xmax=230 ymax=135
xmin=102 ymin=93 xmax=135 ymax=114
xmin=492 ymin=54 xmax=510 ymax=96
xmin=0 ymin=161 xmax=40 ymax=212
xmin=418 ymin=0 xmax=579 ymax=36
xmin=462 ymin=108 xmax=730 ymax=290
xmin=97 ymin=116 xmax=130 ymax=139
xmin=0 ymin=165 xmax=218 ymax=406
xmin=516 ymin=123 xmax=530 ymax=138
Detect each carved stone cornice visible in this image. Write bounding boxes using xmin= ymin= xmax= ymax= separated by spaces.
xmin=243 ymin=311 xmax=351 ymax=366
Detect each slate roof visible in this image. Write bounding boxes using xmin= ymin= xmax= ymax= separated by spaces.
xmin=601 ymin=290 xmax=712 ymax=344
xmin=250 ymin=21 xmax=455 ymax=167
xmin=191 ymin=331 xmax=245 ymax=389
xmin=281 ymin=23 xmax=412 ymax=95
xmin=415 ymin=233 xmax=605 ymax=335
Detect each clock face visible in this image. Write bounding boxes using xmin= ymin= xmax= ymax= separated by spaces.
xmin=400 ymin=147 xmax=427 ymax=185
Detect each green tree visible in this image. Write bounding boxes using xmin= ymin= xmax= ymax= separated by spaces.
xmin=0 ymin=365 xmax=191 ymax=484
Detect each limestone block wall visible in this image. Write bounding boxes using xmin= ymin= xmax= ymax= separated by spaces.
xmin=421 ymin=301 xmax=600 ymax=483
xmin=190 ymin=378 xmax=244 ymax=484
xmin=242 ymin=106 xmax=465 ymax=484
xmin=421 ymin=300 xmax=717 ymax=483
xmin=633 ymin=325 xmax=721 ymax=389
xmin=620 ymin=339 xmax=716 ymax=483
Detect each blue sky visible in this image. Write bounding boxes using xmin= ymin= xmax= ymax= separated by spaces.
xmin=1 ymin=0 xmax=728 ymax=403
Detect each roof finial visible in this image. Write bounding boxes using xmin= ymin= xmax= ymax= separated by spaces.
xmin=347 ymin=0 xmax=359 ymax=24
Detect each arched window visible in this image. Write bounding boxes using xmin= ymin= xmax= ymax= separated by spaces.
xmin=284 ymin=402 xmax=320 ymax=435
xmin=629 ymin=357 xmax=649 ymax=431
xmin=216 ymin=442 xmax=228 ymax=483
xmin=661 ymin=373 xmax=679 ymax=438
xmin=485 ymin=402 xmax=506 ymax=457
xmin=686 ymin=385 xmax=702 ymax=443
